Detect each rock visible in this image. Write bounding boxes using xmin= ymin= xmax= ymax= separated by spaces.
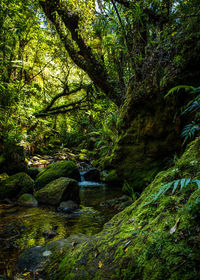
xmin=27 ymin=167 xmax=39 ymax=179
xmin=34 ymin=177 xmax=80 ymax=205
xmin=0 ymin=172 xmax=34 ymax=200
xmin=83 ymin=168 xmax=100 ymax=182
xmin=58 ymin=200 xmax=79 ymax=213
xmin=40 ymin=139 xmax=200 ymax=280
xmin=17 ymin=234 xmax=89 ymax=273
xmin=17 ymin=194 xmax=38 ymax=207
xmin=35 ymin=161 xmax=80 ymax=189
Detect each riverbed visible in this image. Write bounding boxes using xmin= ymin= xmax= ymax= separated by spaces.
xmin=0 ymin=182 xmax=122 ymax=278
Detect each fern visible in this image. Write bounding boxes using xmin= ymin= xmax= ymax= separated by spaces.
xmin=165 ymin=85 xmax=194 ymax=98
xmin=143 ymin=178 xmax=200 ymax=207
xmin=181 ymin=122 xmax=200 ymax=142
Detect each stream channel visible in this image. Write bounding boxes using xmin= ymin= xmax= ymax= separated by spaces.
xmin=0 ymin=171 xmax=123 ymax=278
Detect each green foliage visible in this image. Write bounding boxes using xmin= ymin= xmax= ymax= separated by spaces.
xmin=144 ymin=178 xmax=200 ymax=206
xmin=122 ymin=180 xmax=136 ymax=201
xmin=165 ymin=85 xmax=195 ymax=98
xmin=166 ymin=86 xmax=200 ymax=143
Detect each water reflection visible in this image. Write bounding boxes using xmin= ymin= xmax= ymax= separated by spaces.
xmin=0 ymin=184 xmax=122 ymax=277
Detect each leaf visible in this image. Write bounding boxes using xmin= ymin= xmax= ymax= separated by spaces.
xmin=98 ymin=261 xmax=103 ymax=268
xmin=170 ymin=218 xmax=180 ymax=234
xmin=193 ymin=179 xmax=200 ymax=189
xmin=172 ymin=180 xmax=179 ymax=194
xmin=165 ymin=85 xmax=194 ymax=98
xmin=23 ymin=271 xmax=31 ymax=276
xmin=94 ymin=251 xmax=99 ymax=258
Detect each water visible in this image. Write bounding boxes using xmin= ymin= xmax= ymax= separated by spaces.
xmin=0 ymin=179 xmax=122 ymax=278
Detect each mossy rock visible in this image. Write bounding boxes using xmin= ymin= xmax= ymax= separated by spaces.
xmin=17 ymin=193 xmax=38 ymax=207
xmin=35 ymin=161 xmax=80 ymax=190
xmin=27 ymin=167 xmax=39 ymax=179
xmin=40 ymin=140 xmax=200 ymax=280
xmin=17 ymin=234 xmax=89 ymax=273
xmin=0 ymin=172 xmax=34 ymax=200
xmin=34 ymin=177 xmax=80 ymax=206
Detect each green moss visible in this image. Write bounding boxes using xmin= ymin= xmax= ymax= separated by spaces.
xmin=34 ymin=177 xmax=80 ymax=205
xmin=35 ymin=161 xmax=80 ymax=189
xmin=40 ymin=140 xmax=200 ymax=279
xmin=0 ymin=172 xmax=34 ymax=199
xmin=18 ymin=193 xmax=38 ymax=207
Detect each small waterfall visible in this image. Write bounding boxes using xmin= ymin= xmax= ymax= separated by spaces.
xmin=78 ymin=171 xmax=106 ymax=188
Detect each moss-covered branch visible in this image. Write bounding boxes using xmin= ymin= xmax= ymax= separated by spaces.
xmin=39 ymin=0 xmax=123 ymax=106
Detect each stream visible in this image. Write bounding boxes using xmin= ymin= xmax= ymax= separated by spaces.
xmin=0 ymin=174 xmax=123 ymax=278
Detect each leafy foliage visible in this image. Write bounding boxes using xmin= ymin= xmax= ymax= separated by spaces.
xmin=144 ymin=178 xmax=200 ymax=206
xmin=166 ymin=86 xmax=200 ymax=143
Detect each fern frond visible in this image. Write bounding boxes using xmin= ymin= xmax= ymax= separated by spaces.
xmin=181 ymin=123 xmax=200 ymax=141
xmin=143 ymin=178 xmax=200 ymax=207
xmin=165 ymin=85 xmax=194 ymax=98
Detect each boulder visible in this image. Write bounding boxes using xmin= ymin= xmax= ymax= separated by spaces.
xmin=17 ymin=193 xmax=38 ymax=207
xmin=40 ymin=140 xmax=200 ymax=280
xmin=17 ymin=234 xmax=89 ymax=273
xmin=34 ymin=177 xmax=80 ymax=205
xmin=35 ymin=161 xmax=80 ymax=189
xmin=0 ymin=172 xmax=34 ymax=200
xmin=27 ymin=167 xmax=39 ymax=179
xmin=83 ymin=168 xmax=100 ymax=182
xmin=58 ymin=200 xmax=79 ymax=213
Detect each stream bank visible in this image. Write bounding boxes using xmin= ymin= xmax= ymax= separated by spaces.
xmin=0 ymin=161 xmax=126 ymax=279
xmin=26 ymin=140 xmax=200 ymax=280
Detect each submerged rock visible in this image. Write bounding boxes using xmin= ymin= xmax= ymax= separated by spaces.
xmin=17 ymin=234 xmax=89 ymax=273
xmin=17 ymin=193 xmax=38 ymax=207
xmin=35 ymin=160 xmax=80 ymax=189
xmin=34 ymin=177 xmax=80 ymax=206
xmin=58 ymin=200 xmax=79 ymax=213
xmin=0 ymin=172 xmax=34 ymax=200
xmin=40 ymin=140 xmax=200 ymax=280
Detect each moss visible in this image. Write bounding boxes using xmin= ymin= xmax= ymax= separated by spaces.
xmin=18 ymin=193 xmax=38 ymax=207
xmin=34 ymin=177 xmax=80 ymax=205
xmin=40 ymin=139 xmax=200 ymax=280
xmin=0 ymin=172 xmax=34 ymax=199
xmin=35 ymin=161 xmax=80 ymax=189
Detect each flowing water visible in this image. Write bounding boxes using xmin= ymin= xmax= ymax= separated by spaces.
xmin=0 ymin=177 xmax=122 ymax=278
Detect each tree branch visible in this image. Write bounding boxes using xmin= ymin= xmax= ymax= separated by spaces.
xmin=39 ymin=0 xmax=123 ymax=106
